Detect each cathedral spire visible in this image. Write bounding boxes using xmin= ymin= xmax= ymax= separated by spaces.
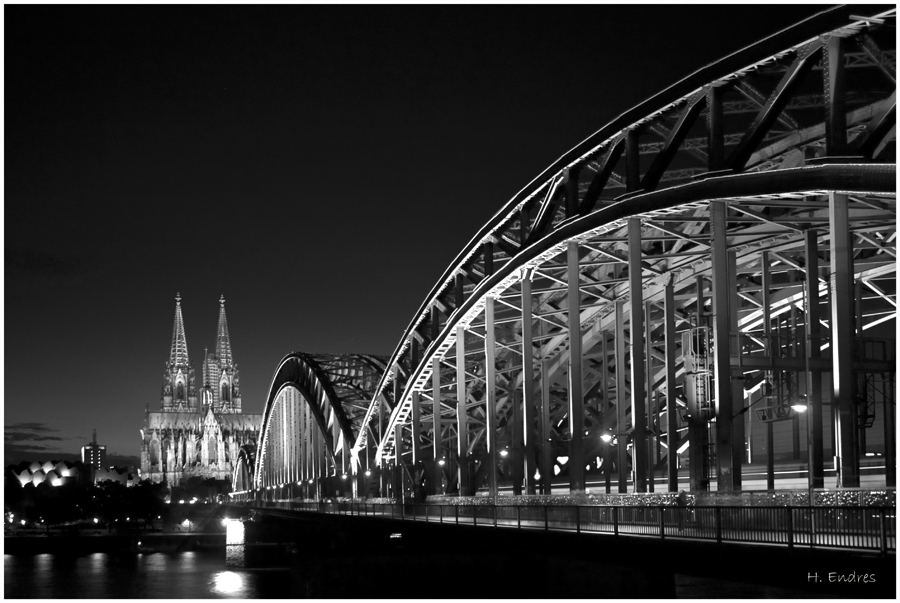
xmin=169 ymin=293 xmax=189 ymax=367
xmin=216 ymin=295 xmax=233 ymax=367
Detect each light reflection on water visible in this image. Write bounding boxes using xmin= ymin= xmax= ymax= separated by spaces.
xmin=4 ymin=550 xmax=289 ymax=599
xmin=211 ymin=571 xmax=247 ymax=597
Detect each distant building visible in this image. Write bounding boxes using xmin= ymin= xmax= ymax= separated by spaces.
xmin=7 ymin=460 xmax=88 ymax=488
xmin=140 ymin=294 xmax=262 ymax=486
xmin=81 ymin=429 xmax=107 ymax=471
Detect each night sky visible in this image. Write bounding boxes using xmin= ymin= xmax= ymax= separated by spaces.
xmin=4 ymin=4 xmax=830 ymax=467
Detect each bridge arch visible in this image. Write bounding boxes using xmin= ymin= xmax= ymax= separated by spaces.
xmin=354 ymin=5 xmax=896 ymax=499
xmin=231 ymin=445 xmax=256 ymax=500
xmin=254 ymin=353 xmax=389 ymax=499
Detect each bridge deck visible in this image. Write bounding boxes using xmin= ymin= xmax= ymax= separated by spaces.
xmin=234 ymin=500 xmax=895 ymax=555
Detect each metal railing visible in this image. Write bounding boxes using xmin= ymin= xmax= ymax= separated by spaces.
xmin=235 ymin=501 xmax=895 ymax=554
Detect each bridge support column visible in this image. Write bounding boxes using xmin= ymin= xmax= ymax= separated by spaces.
xmin=410 ymin=391 xmax=422 ymax=499
xmin=568 ymin=241 xmax=585 ymax=492
xmin=664 ymin=280 xmax=679 ymax=492
xmin=521 ymin=271 xmax=539 ymax=495
xmin=511 ymin=386 xmax=524 ymax=495
xmin=729 ymin=249 xmax=744 ymax=491
xmin=805 ymin=230 xmax=825 ymax=489
xmin=378 ymin=398 xmax=387 ymax=497
xmin=824 ymin=35 xmax=848 ymax=156
xmin=433 ymin=356 xmax=443 ymax=495
xmin=540 ymin=357 xmax=553 ymax=495
xmin=394 ymin=422 xmax=404 ymax=502
xmin=601 ymin=331 xmax=613 ymax=494
xmin=615 ymin=300 xmax=628 ymax=493
xmin=411 ymin=338 xmax=422 ymax=469
xmin=645 ymin=300 xmax=655 ymax=493
xmin=762 ymin=252 xmax=776 ymax=491
xmin=456 ymin=326 xmax=471 ymax=495
xmin=485 ymin=296 xmax=499 ymax=498
xmin=711 ymin=201 xmax=737 ymax=492
xmin=628 ymin=218 xmax=648 ymax=493
xmin=829 ymin=192 xmax=859 ymax=488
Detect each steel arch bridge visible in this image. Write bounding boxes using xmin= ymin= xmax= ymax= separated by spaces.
xmin=231 ymin=352 xmax=395 ymax=500
xmin=349 ymin=5 xmax=896 ymax=499
xmin=247 ymin=5 xmax=896 ymax=502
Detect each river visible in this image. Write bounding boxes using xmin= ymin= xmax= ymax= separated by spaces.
xmin=4 ymin=549 xmax=295 ymax=599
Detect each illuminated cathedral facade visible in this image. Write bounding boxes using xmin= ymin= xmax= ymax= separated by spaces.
xmin=140 ymin=294 xmax=261 ymax=486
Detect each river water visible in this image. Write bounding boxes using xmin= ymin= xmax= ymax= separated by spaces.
xmin=4 ymin=549 xmax=294 ymax=599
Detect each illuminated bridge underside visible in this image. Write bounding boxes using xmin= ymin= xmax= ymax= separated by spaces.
xmin=354 ymin=5 xmax=897 ymax=498
xmin=253 ymin=353 xmax=388 ymax=497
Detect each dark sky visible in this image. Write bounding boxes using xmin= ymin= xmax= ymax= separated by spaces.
xmin=4 ymin=4 xmax=830 ymax=465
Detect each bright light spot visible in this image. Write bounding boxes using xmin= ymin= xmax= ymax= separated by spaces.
xmin=553 ymin=465 xmax=561 ymax=476
xmin=126 ymin=517 xmax=129 ymax=521
xmin=179 ymin=500 xmax=185 ymax=504
xmin=182 ymin=519 xmax=191 ymax=528
xmin=341 ymin=474 xmax=348 ymax=480
xmin=438 ymin=459 xmax=446 ymax=466
xmin=212 ymin=571 xmax=245 ymax=595
xmin=364 ymin=470 xmax=371 ymax=477
xmin=21 ymin=520 xmax=26 ymax=525
xmin=556 ymin=456 xmax=569 ymax=465
xmin=389 ymin=533 xmax=402 ymax=539
xmin=791 ymin=404 xmax=807 ymax=412
xmin=189 ymin=500 xmax=196 ymax=504
xmin=534 ymin=470 xmax=541 ymax=481
xmin=93 ymin=518 xmax=99 ymax=524
xmin=600 ymin=433 xmax=612 ymax=443
xmin=221 ymin=518 xmax=229 ymax=526
xmin=61 ymin=470 xmax=70 ymax=477
xmin=50 ymin=478 xmax=62 ymax=487
xmin=499 ymin=449 xmax=509 ymax=458
xmin=137 ymin=541 xmax=141 ymax=546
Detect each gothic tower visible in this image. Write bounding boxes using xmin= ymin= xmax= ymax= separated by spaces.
xmin=202 ymin=295 xmax=242 ymax=413
xmin=161 ymin=293 xmax=197 ymax=412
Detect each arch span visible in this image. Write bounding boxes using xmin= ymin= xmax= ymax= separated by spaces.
xmin=354 ymin=5 xmax=896 ymax=500
xmin=255 ymin=353 xmax=389 ymax=499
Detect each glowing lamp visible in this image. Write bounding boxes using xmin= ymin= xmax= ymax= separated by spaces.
xmin=499 ymin=449 xmax=509 ymax=458
xmin=600 ymin=433 xmax=613 ymax=443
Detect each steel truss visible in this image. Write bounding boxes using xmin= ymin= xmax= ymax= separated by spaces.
xmin=252 ymin=353 xmax=391 ymax=499
xmin=349 ymin=5 xmax=896 ymax=499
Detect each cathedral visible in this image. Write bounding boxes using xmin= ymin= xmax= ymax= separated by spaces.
xmin=140 ymin=294 xmax=262 ymax=486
